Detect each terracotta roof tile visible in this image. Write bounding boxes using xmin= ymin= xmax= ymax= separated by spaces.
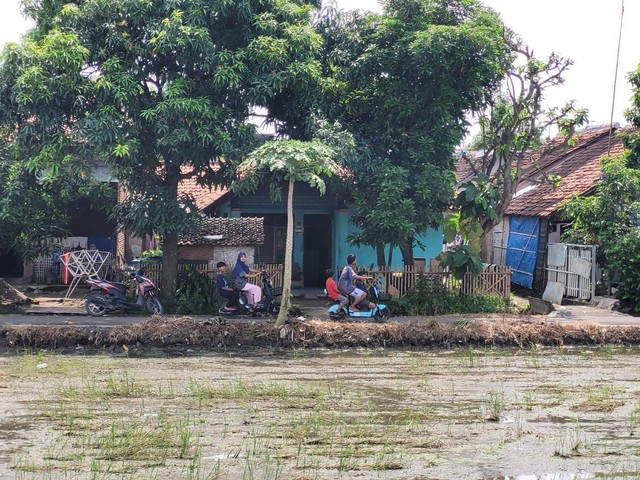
xmin=177 ymin=174 xmax=228 ymax=211
xmin=506 ymin=128 xmax=628 ymax=217
xmin=519 ymin=127 xmax=612 ymax=179
xmin=179 ymin=216 xmax=264 ymax=246
xmin=455 ymin=126 xmax=616 ymax=185
xmin=455 ymin=151 xmax=483 ymax=183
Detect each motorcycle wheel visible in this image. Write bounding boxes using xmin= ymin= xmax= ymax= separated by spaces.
xmin=374 ymin=308 xmax=389 ymax=323
xmin=86 ymin=296 xmax=108 ymax=317
xmin=146 ymin=296 xmax=164 ymax=315
xmin=219 ymin=301 xmax=237 ymax=317
xmin=269 ymin=303 xmax=280 ymax=316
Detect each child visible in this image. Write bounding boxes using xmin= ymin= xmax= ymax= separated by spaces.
xmin=216 ymin=262 xmax=238 ymax=311
xmin=325 ymin=269 xmax=348 ymax=313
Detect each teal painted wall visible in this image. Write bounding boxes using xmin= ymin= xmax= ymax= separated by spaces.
xmin=210 ymin=186 xmax=444 ymax=273
xmin=331 ymin=213 xmax=443 ymax=269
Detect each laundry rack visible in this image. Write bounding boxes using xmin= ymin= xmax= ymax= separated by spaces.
xmin=59 ymin=250 xmax=111 ymax=299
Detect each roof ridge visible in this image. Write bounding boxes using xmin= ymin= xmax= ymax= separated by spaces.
xmin=522 ymin=127 xmax=615 ymax=180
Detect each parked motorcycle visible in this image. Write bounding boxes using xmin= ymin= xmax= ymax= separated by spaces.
xmin=327 ymin=280 xmax=390 ymax=322
xmin=219 ymin=270 xmax=280 ymax=317
xmin=85 ymin=269 xmax=164 ymax=316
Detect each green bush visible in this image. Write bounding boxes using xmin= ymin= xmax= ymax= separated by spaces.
xmin=167 ymin=266 xmax=216 ymax=315
xmin=607 ymin=227 xmax=640 ymax=312
xmin=393 ymin=273 xmax=512 ymax=316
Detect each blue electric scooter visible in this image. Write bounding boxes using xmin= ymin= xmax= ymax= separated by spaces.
xmin=327 ymin=280 xmax=391 ymax=322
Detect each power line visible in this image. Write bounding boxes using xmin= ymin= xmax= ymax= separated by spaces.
xmin=608 ymin=0 xmax=625 ymax=156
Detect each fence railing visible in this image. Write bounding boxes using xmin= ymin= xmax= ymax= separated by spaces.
xmin=115 ymin=263 xmax=284 ymax=292
xmin=460 ymin=264 xmax=511 ymax=299
xmin=114 ymin=262 xmax=509 ymax=299
xmin=357 ymin=264 xmax=511 ymax=299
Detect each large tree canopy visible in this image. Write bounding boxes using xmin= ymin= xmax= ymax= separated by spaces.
xmin=317 ymin=0 xmax=510 ymax=265
xmin=0 ymin=0 xmax=322 ymax=294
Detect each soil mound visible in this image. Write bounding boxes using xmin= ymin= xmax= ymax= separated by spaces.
xmin=2 ymin=316 xmax=640 ymax=352
xmin=0 ymin=278 xmax=33 ymax=313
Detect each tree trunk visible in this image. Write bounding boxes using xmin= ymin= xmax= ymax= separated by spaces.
xmin=275 ymin=180 xmax=294 ymax=327
xmin=376 ymin=243 xmax=386 ymax=267
xmin=399 ymin=238 xmax=414 ymax=266
xmin=161 ymin=232 xmax=178 ymax=299
xmin=160 ymin=170 xmax=180 ymax=299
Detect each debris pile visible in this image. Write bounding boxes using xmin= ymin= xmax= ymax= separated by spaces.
xmin=2 ymin=316 xmax=640 ymax=352
xmin=0 ymin=279 xmax=33 ymax=313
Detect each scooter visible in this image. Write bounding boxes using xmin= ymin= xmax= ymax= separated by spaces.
xmin=327 ymin=280 xmax=390 ymax=322
xmin=218 ymin=270 xmax=280 ymax=317
xmin=85 ymin=269 xmax=164 ymax=316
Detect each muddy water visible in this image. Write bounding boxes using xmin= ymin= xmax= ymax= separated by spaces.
xmin=1 ymin=347 xmax=640 ymax=479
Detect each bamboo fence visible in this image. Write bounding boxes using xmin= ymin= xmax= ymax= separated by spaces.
xmin=118 ymin=263 xmax=510 ymax=299
xmin=357 ymin=264 xmax=511 ymax=299
xmin=117 ymin=263 xmax=284 ymax=291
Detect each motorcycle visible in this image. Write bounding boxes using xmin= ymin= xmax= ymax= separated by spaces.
xmin=85 ymin=269 xmax=164 ymax=316
xmin=327 ymin=279 xmax=390 ymax=323
xmin=219 ymin=270 xmax=280 ymax=317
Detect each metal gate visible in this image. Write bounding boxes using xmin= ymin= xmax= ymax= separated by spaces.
xmin=545 ymin=243 xmax=596 ymax=300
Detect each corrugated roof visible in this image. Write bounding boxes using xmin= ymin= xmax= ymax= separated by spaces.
xmin=179 ymin=216 xmax=264 ymax=246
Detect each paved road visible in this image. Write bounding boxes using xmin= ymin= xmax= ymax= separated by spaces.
xmin=1 ymin=299 xmax=638 ymax=327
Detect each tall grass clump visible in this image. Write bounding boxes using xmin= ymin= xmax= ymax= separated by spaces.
xmin=389 ymin=274 xmax=511 ymax=316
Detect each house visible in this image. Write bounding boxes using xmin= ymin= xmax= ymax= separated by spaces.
xmin=477 ymin=125 xmax=628 ymax=290
xmin=10 ymin=181 xmax=118 ymax=284
xmin=177 ymin=181 xmax=444 ymax=288
xmin=27 ymin=163 xmax=443 ymax=287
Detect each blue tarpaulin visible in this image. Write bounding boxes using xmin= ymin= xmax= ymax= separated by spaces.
xmin=505 ymin=216 xmax=540 ymax=289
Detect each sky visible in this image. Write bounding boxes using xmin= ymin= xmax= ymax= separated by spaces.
xmin=2 ymin=0 xmax=638 ymax=130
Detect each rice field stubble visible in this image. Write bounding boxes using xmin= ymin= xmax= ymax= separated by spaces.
xmin=1 ymin=347 xmax=640 ymax=479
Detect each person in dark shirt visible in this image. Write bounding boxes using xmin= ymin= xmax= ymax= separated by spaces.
xmin=338 ymin=253 xmax=376 ymax=311
xmin=216 ymin=262 xmax=238 ymax=311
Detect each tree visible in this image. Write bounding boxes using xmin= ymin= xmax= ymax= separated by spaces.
xmin=561 ymin=65 xmax=640 ymax=312
xmin=456 ymin=34 xmax=587 ymax=238
xmin=232 ymin=139 xmax=338 ymax=327
xmin=0 ymin=0 xmax=322 ymax=296
xmin=0 ymin=106 xmax=111 ymax=261
xmin=621 ymin=65 xmax=640 ymax=169
xmin=562 ymin=158 xmax=640 ymax=311
xmin=316 ymin=0 xmax=510 ymax=265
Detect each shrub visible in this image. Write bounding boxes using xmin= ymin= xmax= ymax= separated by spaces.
xmin=396 ymin=273 xmax=512 ymax=316
xmin=606 ymin=227 xmax=640 ymax=312
xmin=168 ymin=266 xmax=216 ymax=315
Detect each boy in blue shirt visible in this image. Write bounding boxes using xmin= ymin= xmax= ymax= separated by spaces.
xmin=216 ymin=262 xmax=238 ymax=311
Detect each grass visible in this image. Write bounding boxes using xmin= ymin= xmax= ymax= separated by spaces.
xmin=4 ymin=349 xmax=640 ymax=479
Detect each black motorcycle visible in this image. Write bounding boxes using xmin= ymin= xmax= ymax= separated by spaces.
xmin=85 ymin=269 xmax=164 ymax=316
xmin=219 ymin=270 xmax=280 ymax=317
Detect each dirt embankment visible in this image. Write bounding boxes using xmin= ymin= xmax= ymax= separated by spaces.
xmin=3 ymin=316 xmax=640 ymax=352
